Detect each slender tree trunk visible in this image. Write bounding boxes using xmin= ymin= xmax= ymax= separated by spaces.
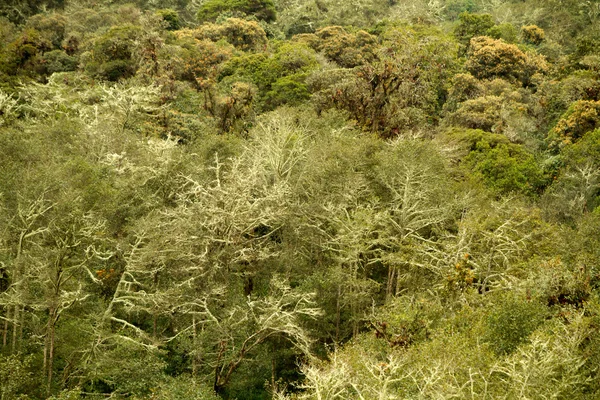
xmin=271 ymin=357 xmax=276 ymax=391
xmin=47 ymin=307 xmax=57 ymax=395
xmin=11 ymin=304 xmax=19 ymax=352
xmin=18 ymin=304 xmax=24 ymax=351
xmin=335 ymin=284 xmax=341 ymax=343
xmin=2 ymin=305 xmax=10 ymax=347
xmin=192 ymin=316 xmax=197 ymax=378
xmin=386 ymin=266 xmax=396 ymax=302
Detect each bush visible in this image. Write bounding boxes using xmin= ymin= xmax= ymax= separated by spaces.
xmin=466 ymin=36 xmax=547 ymax=85
xmin=83 ymin=24 xmax=142 ymax=81
xmin=25 ymin=12 xmax=67 ymax=49
xmin=310 ymin=26 xmax=378 ymax=68
xmin=453 ymin=12 xmax=495 ymax=49
xmin=548 ymin=100 xmax=600 ymax=149
xmin=156 ymin=9 xmax=181 ymax=31
xmin=448 ymin=129 xmax=547 ymax=196
xmin=195 ymin=18 xmax=268 ymax=52
xmin=484 ymin=294 xmax=546 ymax=355
xmin=443 ymin=73 xmax=484 ymax=114
xmin=265 ymin=73 xmax=310 ymax=108
xmin=197 ymin=0 xmax=276 ymax=23
xmin=521 ymin=25 xmax=545 ymax=45
xmin=487 ymin=23 xmax=518 ymax=43
xmin=40 ymin=49 xmax=78 ymax=74
xmin=3 ymin=28 xmax=52 ymax=75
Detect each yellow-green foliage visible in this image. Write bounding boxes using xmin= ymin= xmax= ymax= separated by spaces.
xmin=195 ymin=18 xmax=268 ymax=52
xmin=296 ymin=26 xmax=378 ymax=68
xmin=521 ymin=25 xmax=545 ymax=45
xmin=25 ymin=13 xmax=67 ymax=49
xmin=487 ymin=23 xmax=518 ymax=43
xmin=548 ymin=100 xmax=600 ymax=148
xmin=3 ymin=28 xmax=51 ymax=74
xmin=197 ymin=0 xmax=276 ymax=23
xmin=168 ymin=31 xmax=233 ymax=88
xmin=466 ymin=36 xmax=547 ymax=85
xmin=218 ymin=42 xmax=318 ymax=110
xmin=447 ymin=128 xmax=547 ymax=196
xmin=311 ymin=25 xmax=458 ymax=137
xmin=155 ymin=9 xmax=180 ymax=31
xmin=83 ymin=24 xmax=142 ymax=81
xmin=453 ymin=12 xmax=495 ymax=49
xmin=537 ymin=71 xmax=600 ymax=132
xmin=484 ymin=294 xmax=547 ymax=355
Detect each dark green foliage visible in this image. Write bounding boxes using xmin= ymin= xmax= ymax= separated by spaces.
xmin=448 ymin=129 xmax=547 ymax=196
xmin=40 ymin=50 xmax=78 ymax=74
xmin=454 ymin=12 xmax=495 ymax=49
xmin=487 ymin=23 xmax=518 ymax=43
xmin=0 ymin=354 xmax=38 ymax=399
xmin=444 ymin=0 xmax=478 ymax=21
xmin=197 ymin=0 xmax=276 ymax=23
xmin=219 ymin=41 xmax=318 ymax=110
xmin=84 ymin=24 xmax=142 ymax=81
xmin=265 ymin=73 xmax=311 ymax=108
xmin=156 ymin=8 xmax=181 ymax=31
xmin=484 ymin=295 xmax=546 ymax=355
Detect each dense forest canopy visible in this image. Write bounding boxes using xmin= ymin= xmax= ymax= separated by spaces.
xmin=1 ymin=0 xmax=600 ymax=398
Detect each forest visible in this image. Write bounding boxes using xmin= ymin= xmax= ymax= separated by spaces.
xmin=1 ymin=0 xmax=600 ymax=398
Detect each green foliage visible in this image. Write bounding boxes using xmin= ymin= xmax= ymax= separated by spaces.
xmin=453 ymin=12 xmax=495 ymax=49
xmin=40 ymin=50 xmax=78 ymax=74
xmin=83 ymin=24 xmax=142 ymax=81
xmin=444 ymin=0 xmax=478 ymax=20
xmin=0 ymin=354 xmax=37 ymax=399
xmin=484 ymin=294 xmax=547 ymax=355
xmin=155 ymin=9 xmax=180 ymax=31
xmin=25 ymin=13 xmax=67 ymax=49
xmin=218 ymin=41 xmax=318 ymax=110
xmin=543 ymin=128 xmax=600 ymax=219
xmin=195 ymin=18 xmax=268 ymax=51
xmin=311 ymin=25 xmax=459 ymax=136
xmin=487 ymin=23 xmax=518 ymax=43
xmin=265 ymin=73 xmax=311 ymax=108
xmin=522 ymin=24 xmax=545 ymax=45
xmin=304 ymin=26 xmax=378 ymax=68
xmin=2 ymin=2 xmax=600 ymax=399
xmin=447 ymin=128 xmax=547 ymax=196
xmin=466 ymin=36 xmax=548 ymax=85
xmin=548 ymin=100 xmax=600 ymax=149
xmin=197 ymin=0 xmax=276 ymax=23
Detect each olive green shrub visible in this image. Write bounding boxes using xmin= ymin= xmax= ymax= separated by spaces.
xmin=197 ymin=0 xmax=276 ymax=23
xmin=466 ymin=36 xmax=547 ymax=86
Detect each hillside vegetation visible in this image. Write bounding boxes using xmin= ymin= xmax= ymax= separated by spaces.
xmin=1 ymin=0 xmax=600 ymax=399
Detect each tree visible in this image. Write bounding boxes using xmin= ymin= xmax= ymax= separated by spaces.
xmin=197 ymin=0 xmax=277 ymax=23
xmin=466 ymin=36 xmax=547 ymax=86
xmin=547 ymin=100 xmax=600 ymax=149
xmin=310 ymin=25 xmax=458 ymax=137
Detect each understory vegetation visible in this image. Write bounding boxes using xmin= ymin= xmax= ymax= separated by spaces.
xmin=1 ymin=0 xmax=600 ymax=399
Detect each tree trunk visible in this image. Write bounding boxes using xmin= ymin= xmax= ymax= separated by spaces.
xmin=2 ymin=305 xmax=10 ymax=347
xmin=11 ymin=304 xmax=19 ymax=352
xmin=335 ymin=284 xmax=341 ymax=343
xmin=47 ymin=306 xmax=58 ymax=395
